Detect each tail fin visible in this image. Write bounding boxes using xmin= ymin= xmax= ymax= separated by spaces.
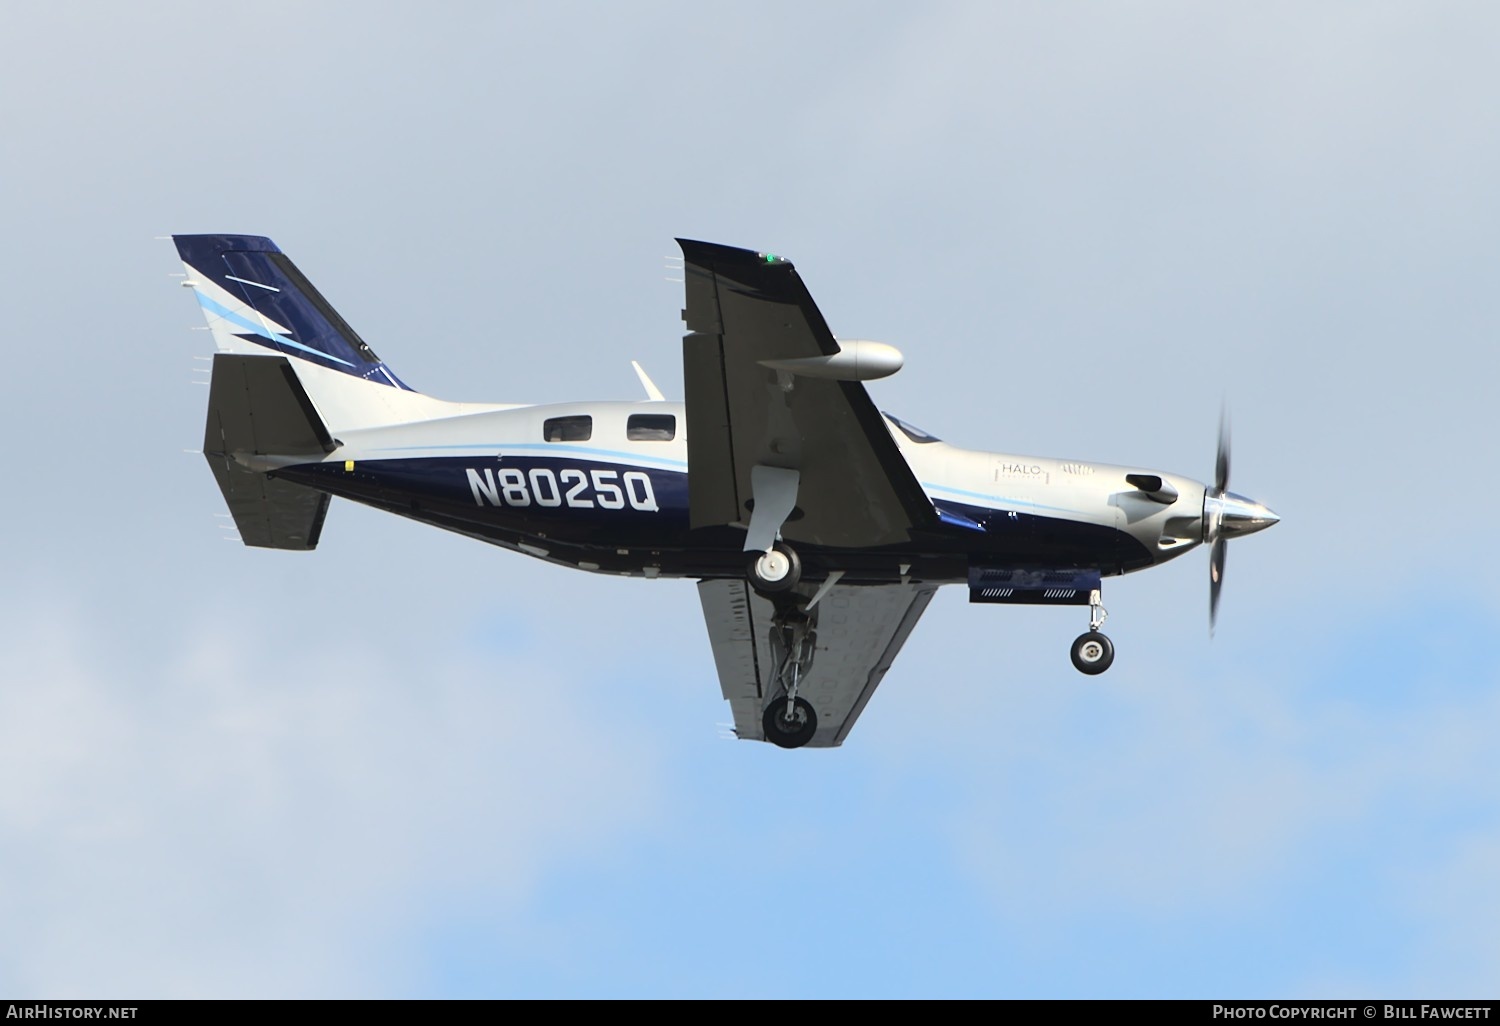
xmin=173 ymin=234 xmax=413 ymax=390
xmin=177 ymin=234 xmax=507 ymax=547
xmin=173 ymin=233 xmax=492 ymax=434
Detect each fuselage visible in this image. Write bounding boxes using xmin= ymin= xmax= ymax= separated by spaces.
xmin=271 ymin=399 xmax=1211 ymax=585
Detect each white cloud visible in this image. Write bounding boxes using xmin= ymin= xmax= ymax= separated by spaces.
xmin=0 ymin=594 xmax=666 ymax=996
xmin=922 ymin=595 xmax=1500 ymax=992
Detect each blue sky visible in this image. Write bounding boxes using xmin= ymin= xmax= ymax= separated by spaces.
xmin=1 ymin=1 xmax=1497 ymax=998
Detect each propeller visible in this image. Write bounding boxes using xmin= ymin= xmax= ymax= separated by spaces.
xmin=1209 ymin=411 xmax=1229 ymax=634
xmin=1203 ymin=408 xmax=1279 ymax=636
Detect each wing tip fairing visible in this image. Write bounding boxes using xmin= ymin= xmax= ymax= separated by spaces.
xmin=676 ymin=238 xmax=794 ymax=271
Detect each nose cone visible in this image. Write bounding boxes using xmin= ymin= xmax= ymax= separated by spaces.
xmin=1219 ymin=491 xmax=1280 ymax=539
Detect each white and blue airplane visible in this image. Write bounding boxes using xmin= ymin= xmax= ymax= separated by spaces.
xmin=173 ymin=235 xmax=1279 ymax=749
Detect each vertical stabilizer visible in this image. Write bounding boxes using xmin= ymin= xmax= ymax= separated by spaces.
xmin=174 ymin=234 xmax=495 ymax=433
xmin=174 ymin=234 xmax=411 ymax=388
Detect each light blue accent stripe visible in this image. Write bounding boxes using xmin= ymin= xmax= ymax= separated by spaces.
xmin=920 ymin=481 xmax=1077 ymax=516
xmin=499 ymin=443 xmax=687 ymax=467
xmin=366 ymin=441 xmax=689 ymax=470
xmin=195 ymin=291 xmax=354 ymax=367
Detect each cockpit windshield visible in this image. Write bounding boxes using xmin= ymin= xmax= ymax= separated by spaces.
xmin=884 ymin=413 xmax=941 ymax=444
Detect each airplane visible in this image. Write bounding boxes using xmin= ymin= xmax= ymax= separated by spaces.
xmin=171 ymin=234 xmax=1279 ymax=749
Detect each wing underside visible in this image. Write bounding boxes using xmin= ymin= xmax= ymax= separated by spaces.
xmin=679 ymin=240 xmax=935 ymax=549
xmin=698 ymin=579 xmax=937 ymax=747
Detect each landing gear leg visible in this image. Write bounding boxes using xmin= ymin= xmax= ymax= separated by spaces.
xmin=1070 ymin=588 xmax=1115 ymax=675
xmin=762 ymin=609 xmax=818 ymax=748
xmin=744 ymin=464 xmax=802 ymax=595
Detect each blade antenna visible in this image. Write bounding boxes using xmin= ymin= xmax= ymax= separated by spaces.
xmin=631 ymin=360 xmax=666 ymax=402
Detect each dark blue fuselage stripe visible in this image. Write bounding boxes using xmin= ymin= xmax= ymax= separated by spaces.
xmin=277 ymin=455 xmax=1153 ymax=575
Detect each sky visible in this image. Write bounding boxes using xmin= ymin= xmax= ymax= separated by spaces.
xmin=1 ymin=1 xmax=1497 ymax=998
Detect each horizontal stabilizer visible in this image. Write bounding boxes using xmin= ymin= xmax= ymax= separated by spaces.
xmin=204 ymin=353 xmax=336 ymax=457
xmin=203 ymin=354 xmax=336 ymax=550
xmin=206 ymin=461 xmax=330 ymax=550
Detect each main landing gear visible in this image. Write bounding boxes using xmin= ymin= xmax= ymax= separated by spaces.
xmin=747 ymin=541 xmax=801 ymax=593
xmin=1070 ymin=588 xmax=1115 ymax=675
xmin=745 ymin=539 xmax=819 ymax=748
xmin=762 ymin=607 xmax=818 ymax=748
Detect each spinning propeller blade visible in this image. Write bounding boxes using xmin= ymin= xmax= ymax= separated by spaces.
xmin=1215 ymin=409 xmax=1230 ymax=494
xmin=1203 ymin=407 xmax=1278 ymax=636
xmin=1209 ymin=537 xmax=1226 ymax=635
xmin=1210 ymin=410 xmax=1230 ymax=635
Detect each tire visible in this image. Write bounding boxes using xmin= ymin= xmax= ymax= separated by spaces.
xmin=762 ymin=696 xmax=817 ymax=749
xmin=747 ymin=542 xmax=801 ymax=594
xmin=1070 ymin=631 xmax=1115 ymax=675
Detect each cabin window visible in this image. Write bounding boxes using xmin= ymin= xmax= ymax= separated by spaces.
xmin=627 ymin=414 xmax=676 ymax=441
xmin=544 ymin=415 xmax=592 ymax=442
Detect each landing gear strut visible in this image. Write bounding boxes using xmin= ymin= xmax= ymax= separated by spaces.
xmin=1070 ymin=588 xmax=1115 ymax=675
xmin=762 ymin=607 xmax=818 ymax=748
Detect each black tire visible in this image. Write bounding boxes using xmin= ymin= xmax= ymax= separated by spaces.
xmin=747 ymin=542 xmax=802 ymax=594
xmin=1070 ymin=631 xmax=1115 ymax=675
xmin=762 ymin=696 xmax=817 ymax=749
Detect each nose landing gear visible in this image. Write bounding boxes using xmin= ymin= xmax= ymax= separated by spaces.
xmin=1070 ymin=588 xmax=1115 ymax=675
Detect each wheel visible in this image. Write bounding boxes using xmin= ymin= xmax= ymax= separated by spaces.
xmin=747 ymin=542 xmax=801 ymax=594
xmin=762 ymin=696 xmax=817 ymax=749
xmin=1070 ymin=631 xmax=1115 ymax=675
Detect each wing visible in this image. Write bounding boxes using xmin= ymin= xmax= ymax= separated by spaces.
xmin=698 ymin=579 xmax=937 ymax=747
xmin=678 ymin=239 xmax=936 ymax=549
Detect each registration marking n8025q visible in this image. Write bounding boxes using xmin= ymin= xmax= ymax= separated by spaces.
xmin=465 ymin=466 xmax=659 ymax=511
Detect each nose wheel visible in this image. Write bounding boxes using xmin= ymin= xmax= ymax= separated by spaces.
xmin=1070 ymin=588 xmax=1114 ymax=675
xmin=1070 ymin=631 xmax=1115 ymax=674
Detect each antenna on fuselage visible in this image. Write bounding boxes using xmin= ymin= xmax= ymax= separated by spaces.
xmin=631 ymin=360 xmax=667 ymax=402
